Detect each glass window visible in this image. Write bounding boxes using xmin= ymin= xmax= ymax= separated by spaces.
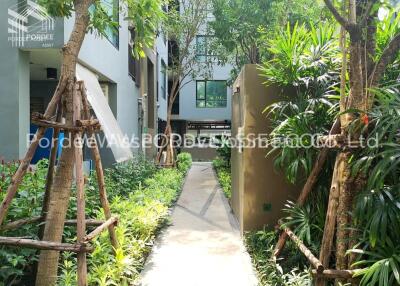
xmin=196 ymin=81 xmax=227 ymax=108
xmin=196 ymin=81 xmax=206 ymax=100
xmin=196 ymin=35 xmax=217 ymax=62
xmin=161 ymin=60 xmax=167 ymax=99
xmin=90 ymin=0 xmax=119 ymax=48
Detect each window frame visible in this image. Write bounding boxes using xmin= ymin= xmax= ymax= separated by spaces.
xmin=90 ymin=0 xmax=120 ymax=49
xmin=161 ymin=59 xmax=167 ymax=100
xmin=195 ymin=35 xmax=218 ymax=62
xmin=196 ymin=80 xmax=227 ymax=108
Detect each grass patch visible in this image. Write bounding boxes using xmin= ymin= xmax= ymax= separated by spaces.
xmin=212 ymin=158 xmax=232 ymax=199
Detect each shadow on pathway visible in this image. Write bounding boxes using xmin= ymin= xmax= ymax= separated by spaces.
xmin=139 ymin=162 xmax=258 ymax=286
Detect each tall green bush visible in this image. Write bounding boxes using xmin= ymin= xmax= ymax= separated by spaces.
xmin=176 ymin=152 xmax=192 ymax=174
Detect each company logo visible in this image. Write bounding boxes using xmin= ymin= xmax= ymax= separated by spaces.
xmin=8 ymin=0 xmax=55 ymax=47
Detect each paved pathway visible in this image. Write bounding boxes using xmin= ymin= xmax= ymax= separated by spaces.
xmin=139 ymin=162 xmax=258 ymax=286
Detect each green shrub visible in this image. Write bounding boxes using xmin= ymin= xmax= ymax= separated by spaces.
xmin=216 ymin=137 xmax=231 ymax=167
xmin=244 ymin=229 xmax=312 ymax=286
xmin=212 ymin=158 xmax=232 ymax=199
xmin=0 ymin=154 xmax=188 ymax=285
xmin=0 ymin=160 xmax=48 ymax=285
xmin=58 ymin=161 xmax=187 ymax=286
xmin=176 ymin=152 xmax=192 ymax=174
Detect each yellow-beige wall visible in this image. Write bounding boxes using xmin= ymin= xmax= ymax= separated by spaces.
xmin=231 ymin=65 xmax=300 ymax=234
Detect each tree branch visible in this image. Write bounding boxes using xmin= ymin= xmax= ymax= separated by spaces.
xmin=323 ymin=0 xmax=350 ymax=29
xmin=359 ymin=0 xmax=378 ymax=27
xmin=370 ymin=32 xmax=400 ymax=86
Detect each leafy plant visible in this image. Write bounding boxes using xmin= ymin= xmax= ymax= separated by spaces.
xmin=245 ymin=229 xmax=312 ymax=286
xmin=0 ymin=160 xmax=48 ymax=285
xmin=260 ymin=21 xmax=340 ymax=184
xmin=58 ymin=155 xmax=191 ymax=285
xmin=212 ymin=158 xmax=232 ymax=199
xmin=350 ymin=240 xmax=400 ymax=286
xmin=0 ymin=154 xmax=192 ymax=285
xmin=216 ymin=137 xmax=231 ymax=167
xmin=176 ymin=152 xmax=192 ymax=174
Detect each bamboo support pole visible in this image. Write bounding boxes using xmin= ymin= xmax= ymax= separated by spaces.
xmin=283 ymin=227 xmax=324 ymax=273
xmin=73 ymin=84 xmax=88 ymax=286
xmin=40 ymin=102 xmax=63 ymax=239
xmin=0 ymin=236 xmax=92 ymax=253
xmin=76 ymin=119 xmax=100 ymax=127
xmin=31 ymin=118 xmax=85 ymax=131
xmin=312 ymin=269 xmax=360 ymax=280
xmin=315 ymin=160 xmax=341 ymax=286
xmin=65 ymin=219 xmax=105 ymax=226
xmin=84 ymin=217 xmax=118 ymax=242
xmin=0 ymin=217 xmax=106 ymax=232
xmin=319 ymin=159 xmax=340 ymax=266
xmin=0 ymin=216 xmax=43 ymax=231
xmin=80 ymin=82 xmax=119 ymax=251
xmin=273 ymin=120 xmax=340 ymax=258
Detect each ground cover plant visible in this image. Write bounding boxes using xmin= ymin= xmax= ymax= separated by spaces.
xmin=213 ymin=140 xmax=232 ymax=199
xmin=0 ymin=153 xmax=192 ymax=286
xmin=212 ymin=158 xmax=232 ymax=199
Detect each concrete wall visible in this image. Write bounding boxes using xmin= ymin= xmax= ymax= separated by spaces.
xmin=231 ymin=65 xmax=300 ymax=234
xmin=0 ymin=1 xmax=30 ymax=160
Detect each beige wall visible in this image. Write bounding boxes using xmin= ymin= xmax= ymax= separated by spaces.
xmin=231 ymin=65 xmax=299 ymax=234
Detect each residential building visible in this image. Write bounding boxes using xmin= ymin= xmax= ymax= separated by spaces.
xmin=169 ymin=2 xmax=232 ymax=147
xmin=0 ymin=0 xmax=168 ymax=167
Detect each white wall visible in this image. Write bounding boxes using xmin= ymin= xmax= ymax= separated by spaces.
xmin=176 ymin=0 xmax=232 ymax=122
xmin=156 ymin=35 xmax=168 ymax=121
xmin=178 ymin=64 xmax=232 ymax=121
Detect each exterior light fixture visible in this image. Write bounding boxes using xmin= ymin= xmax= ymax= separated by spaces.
xmin=46 ymin=68 xmax=57 ymax=80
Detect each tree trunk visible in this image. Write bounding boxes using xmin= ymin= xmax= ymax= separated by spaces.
xmin=35 ymin=1 xmax=92 ymax=285
xmin=157 ymin=81 xmax=178 ymax=165
xmin=333 ymin=19 xmax=366 ymax=286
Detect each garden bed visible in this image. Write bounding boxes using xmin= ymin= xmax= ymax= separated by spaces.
xmin=0 ymin=153 xmax=192 ymax=286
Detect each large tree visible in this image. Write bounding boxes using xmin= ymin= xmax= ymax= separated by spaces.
xmin=156 ymin=0 xmax=210 ymax=165
xmin=209 ymin=0 xmax=330 ymax=80
xmin=320 ymin=0 xmax=400 ymax=282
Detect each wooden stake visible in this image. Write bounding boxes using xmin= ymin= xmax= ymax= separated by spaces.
xmin=283 ymin=227 xmax=324 ymax=273
xmin=80 ymin=82 xmax=119 ymax=251
xmin=73 ymin=84 xmax=87 ymax=286
xmin=0 ymin=236 xmax=92 ymax=253
xmin=0 ymin=79 xmax=66 ymax=226
xmin=315 ymin=159 xmax=341 ymax=286
xmin=273 ymin=119 xmax=340 ymax=257
xmin=0 ymin=216 xmax=43 ymax=231
xmin=84 ymin=217 xmax=118 ymax=242
xmin=312 ymin=269 xmax=360 ymax=280
xmin=65 ymin=219 xmax=105 ymax=226
xmin=40 ymin=101 xmax=63 ymax=239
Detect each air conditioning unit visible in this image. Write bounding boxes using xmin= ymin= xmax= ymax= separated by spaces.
xmin=100 ymin=83 xmax=109 ymax=104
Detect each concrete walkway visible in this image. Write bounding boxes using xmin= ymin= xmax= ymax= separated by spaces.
xmin=139 ymin=162 xmax=258 ymax=286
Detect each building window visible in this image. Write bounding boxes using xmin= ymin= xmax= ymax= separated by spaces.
xmin=161 ymin=60 xmax=167 ymax=99
xmin=196 ymin=35 xmax=217 ymax=62
xmin=196 ymin=80 xmax=227 ymax=108
xmin=129 ymin=28 xmax=140 ymax=86
xmin=90 ymin=0 xmax=119 ymax=48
